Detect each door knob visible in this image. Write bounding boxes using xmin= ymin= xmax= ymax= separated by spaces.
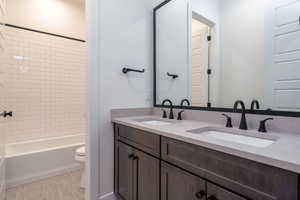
xmin=128 ymin=154 xmax=135 ymax=159
xmin=132 ymin=155 xmax=139 ymax=160
xmin=128 ymin=154 xmax=139 ymax=160
xmin=0 ymin=111 xmax=13 ymax=118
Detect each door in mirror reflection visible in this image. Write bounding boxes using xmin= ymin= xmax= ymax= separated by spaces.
xmin=191 ymin=17 xmax=210 ymax=107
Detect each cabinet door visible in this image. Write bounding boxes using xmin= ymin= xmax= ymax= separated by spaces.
xmin=207 ymin=183 xmax=247 ymax=200
xmin=115 ymin=141 xmax=135 ymax=200
xmin=161 ymin=162 xmax=206 ymax=200
xmin=134 ymin=149 xmax=160 ymax=200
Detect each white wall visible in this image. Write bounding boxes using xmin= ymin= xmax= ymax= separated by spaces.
xmin=5 ymin=0 xmax=85 ymax=39
xmin=96 ymin=0 xmax=163 ymax=198
xmin=218 ymin=0 xmax=265 ymax=108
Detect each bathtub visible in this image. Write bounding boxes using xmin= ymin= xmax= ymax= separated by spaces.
xmin=5 ymin=134 xmax=85 ymax=188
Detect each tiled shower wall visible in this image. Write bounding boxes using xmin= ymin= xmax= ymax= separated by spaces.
xmin=3 ymin=26 xmax=87 ymax=144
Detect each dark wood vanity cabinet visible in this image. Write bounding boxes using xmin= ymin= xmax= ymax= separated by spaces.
xmin=114 ymin=124 xmax=300 ymax=200
xmin=114 ymin=125 xmax=160 ymax=200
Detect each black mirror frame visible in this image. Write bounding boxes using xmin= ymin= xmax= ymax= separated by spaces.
xmin=153 ymin=0 xmax=300 ymax=118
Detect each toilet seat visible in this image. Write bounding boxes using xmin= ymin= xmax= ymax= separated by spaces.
xmin=76 ymin=146 xmax=86 ymax=156
xmin=75 ymin=146 xmax=86 ymax=163
xmin=75 ymin=154 xmax=85 ymax=162
xmin=75 ymin=146 xmax=86 ymax=189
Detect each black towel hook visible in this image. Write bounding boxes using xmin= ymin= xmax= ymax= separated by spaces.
xmin=122 ymin=67 xmax=145 ymax=74
xmin=167 ymin=72 xmax=178 ymax=79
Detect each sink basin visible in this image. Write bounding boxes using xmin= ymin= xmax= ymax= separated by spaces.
xmin=134 ymin=118 xmax=172 ymax=126
xmin=188 ymin=127 xmax=277 ymax=148
xmin=205 ymin=131 xmax=275 ymax=148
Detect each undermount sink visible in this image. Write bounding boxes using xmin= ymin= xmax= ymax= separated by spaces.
xmin=134 ymin=118 xmax=172 ymax=126
xmin=187 ymin=127 xmax=278 ymax=148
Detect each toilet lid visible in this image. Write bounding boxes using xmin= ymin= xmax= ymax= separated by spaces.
xmin=76 ymin=146 xmax=85 ymax=156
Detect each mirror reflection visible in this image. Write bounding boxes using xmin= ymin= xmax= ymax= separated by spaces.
xmin=155 ymin=0 xmax=300 ymax=112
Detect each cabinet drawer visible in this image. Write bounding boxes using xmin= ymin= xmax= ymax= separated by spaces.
xmin=115 ymin=124 xmax=160 ymax=157
xmin=161 ymin=137 xmax=299 ymax=200
xmin=207 ymin=183 xmax=247 ymax=200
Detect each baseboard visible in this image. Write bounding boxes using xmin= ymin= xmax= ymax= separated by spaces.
xmin=98 ymin=192 xmax=116 ymax=200
xmin=7 ymin=163 xmax=82 ymax=189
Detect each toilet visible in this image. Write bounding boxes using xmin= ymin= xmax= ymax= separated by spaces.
xmin=75 ymin=146 xmax=86 ymax=189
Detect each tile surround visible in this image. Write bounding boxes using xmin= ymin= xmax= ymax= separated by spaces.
xmin=2 ymin=26 xmax=87 ymax=143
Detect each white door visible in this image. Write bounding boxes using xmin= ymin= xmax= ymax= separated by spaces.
xmin=156 ymin=0 xmax=190 ymax=105
xmin=265 ymin=0 xmax=300 ymax=111
xmin=0 ymin=1 xmax=6 ymax=199
xmin=191 ymin=18 xmax=209 ymax=106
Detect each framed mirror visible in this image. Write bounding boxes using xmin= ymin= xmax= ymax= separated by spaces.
xmin=154 ymin=0 xmax=300 ymax=117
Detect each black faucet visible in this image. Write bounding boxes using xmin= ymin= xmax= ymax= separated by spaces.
xmin=162 ymin=99 xmax=174 ymax=119
xmin=251 ymin=100 xmax=260 ymax=111
xmin=258 ymin=118 xmax=274 ymax=133
xmin=233 ymin=100 xmax=248 ymax=130
xmin=222 ymin=114 xmax=233 ymax=128
xmin=177 ymin=99 xmax=190 ymax=120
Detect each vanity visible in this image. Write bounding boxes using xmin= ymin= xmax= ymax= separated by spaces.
xmin=113 ymin=116 xmax=300 ymax=200
xmin=114 ymin=0 xmax=300 ymax=199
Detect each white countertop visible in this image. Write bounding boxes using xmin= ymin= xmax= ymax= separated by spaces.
xmin=112 ymin=115 xmax=300 ymax=174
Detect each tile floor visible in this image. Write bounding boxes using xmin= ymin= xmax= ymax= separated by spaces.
xmin=6 ymin=170 xmax=84 ymax=200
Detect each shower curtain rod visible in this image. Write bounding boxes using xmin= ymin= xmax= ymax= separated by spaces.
xmin=4 ymin=24 xmax=86 ymax=42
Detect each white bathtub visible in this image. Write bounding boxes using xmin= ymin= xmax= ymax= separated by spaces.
xmin=5 ymin=134 xmax=85 ymax=188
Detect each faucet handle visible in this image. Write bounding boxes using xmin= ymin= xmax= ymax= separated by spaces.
xmin=177 ymin=110 xmax=184 ymax=120
xmin=222 ymin=114 xmax=233 ymax=128
xmin=258 ymin=118 xmax=274 ymax=133
xmin=161 ymin=109 xmax=167 ymax=118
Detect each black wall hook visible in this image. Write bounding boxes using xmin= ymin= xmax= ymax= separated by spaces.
xmin=122 ymin=67 xmax=145 ymax=74
xmin=167 ymin=72 xmax=178 ymax=79
xmin=0 ymin=111 xmax=13 ymax=118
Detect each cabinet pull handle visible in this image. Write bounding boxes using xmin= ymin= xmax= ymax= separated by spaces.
xmin=133 ymin=155 xmax=139 ymax=160
xmin=195 ymin=190 xmax=206 ymax=199
xmin=207 ymin=195 xmax=218 ymax=200
xmin=128 ymin=154 xmax=135 ymax=159
xmin=128 ymin=154 xmax=139 ymax=160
